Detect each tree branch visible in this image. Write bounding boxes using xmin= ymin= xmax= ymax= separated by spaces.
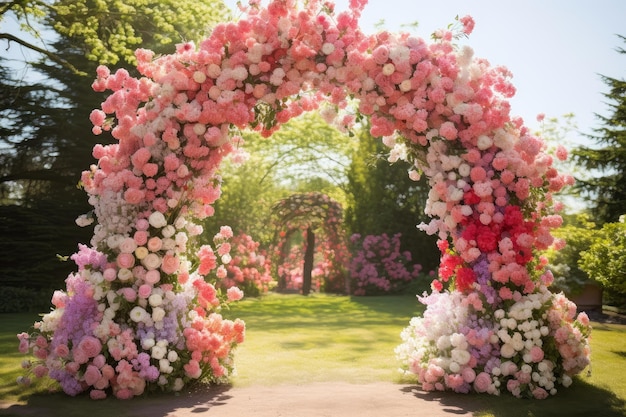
xmin=0 ymin=32 xmax=87 ymax=76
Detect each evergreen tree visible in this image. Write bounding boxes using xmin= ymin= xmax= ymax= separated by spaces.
xmin=573 ymin=35 xmax=626 ymax=223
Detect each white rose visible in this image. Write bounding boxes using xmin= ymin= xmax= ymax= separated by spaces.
xmin=477 ymin=135 xmax=493 ymax=150
xmin=162 ymin=238 xmax=176 ymax=251
xmin=151 ymin=344 xmax=166 ymax=360
xmin=173 ymin=378 xmax=184 ymax=391
xmin=142 ymin=253 xmax=162 ymax=270
xmin=117 ymin=268 xmax=133 ymax=282
xmin=159 ymin=358 xmax=173 ymax=374
xmin=500 ymin=343 xmax=515 ymax=358
xmin=162 ymin=225 xmax=176 ymax=238
xmin=149 ymin=293 xmax=163 ymax=307
xmin=148 ymin=211 xmax=168 ymax=228
xmin=142 ymin=338 xmax=156 ymax=350
xmin=382 ymin=63 xmax=395 ymax=76
xmin=451 ymin=349 xmax=471 ymax=365
xmin=106 ymin=234 xmax=124 ymax=249
xmin=152 ymin=307 xmax=166 ymax=322
xmin=321 ymin=42 xmax=335 ymax=55
xmin=167 ymin=350 xmax=179 ymax=362
xmin=130 ymin=306 xmax=148 ymax=323
xmin=119 ymin=237 xmax=138 ymax=254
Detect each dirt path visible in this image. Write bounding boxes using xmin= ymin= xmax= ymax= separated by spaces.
xmin=1 ymin=382 xmax=478 ymax=417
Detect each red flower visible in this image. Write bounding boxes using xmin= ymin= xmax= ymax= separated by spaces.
xmin=476 ymin=226 xmax=498 ymax=252
xmin=455 ymin=267 xmax=476 ymax=292
xmin=464 ymin=190 xmax=481 ymax=205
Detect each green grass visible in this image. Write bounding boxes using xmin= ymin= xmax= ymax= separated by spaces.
xmin=1 ymin=293 xmax=626 ymax=417
xmin=221 ymin=293 xmax=425 ymax=386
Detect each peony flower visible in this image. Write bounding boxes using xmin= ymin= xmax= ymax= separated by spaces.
xmin=226 ymin=287 xmax=244 ymax=302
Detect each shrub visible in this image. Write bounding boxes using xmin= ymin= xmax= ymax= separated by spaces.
xmin=0 ymin=287 xmax=51 ymax=313
xmin=545 ymin=214 xmax=598 ymax=295
xmin=579 ymin=215 xmax=626 ymax=307
xmin=349 ymin=233 xmax=422 ymax=295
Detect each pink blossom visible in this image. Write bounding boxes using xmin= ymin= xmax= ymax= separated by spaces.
xmin=473 ymin=372 xmax=491 ymax=393
xmin=227 ymin=287 xmax=244 ymax=302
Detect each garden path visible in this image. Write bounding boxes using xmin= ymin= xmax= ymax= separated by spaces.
xmin=1 ymin=382 xmax=477 ymax=416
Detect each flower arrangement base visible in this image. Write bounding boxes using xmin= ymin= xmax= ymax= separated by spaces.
xmin=17 ymin=0 xmax=589 ymax=400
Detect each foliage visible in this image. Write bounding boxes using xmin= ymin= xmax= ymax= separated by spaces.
xmin=544 ymin=213 xmax=599 ymax=295
xmin=205 ymin=112 xmax=355 ymax=248
xmin=573 ymin=35 xmax=626 ymax=224
xmin=1 ymin=0 xmax=229 ymax=72
xmin=579 ymin=216 xmax=626 ymax=307
xmin=0 ymin=287 xmax=50 ymax=313
xmin=345 ymin=122 xmax=439 ymax=272
xmin=349 ymin=233 xmax=422 ymax=295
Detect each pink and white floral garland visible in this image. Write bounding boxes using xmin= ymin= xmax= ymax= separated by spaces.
xmin=18 ymin=0 xmax=590 ymax=400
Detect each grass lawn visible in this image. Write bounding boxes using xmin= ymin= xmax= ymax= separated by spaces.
xmin=1 ymin=292 xmax=625 ymax=417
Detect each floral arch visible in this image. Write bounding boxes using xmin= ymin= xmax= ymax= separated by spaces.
xmin=271 ymin=192 xmax=347 ymax=294
xmin=18 ymin=0 xmax=591 ymax=401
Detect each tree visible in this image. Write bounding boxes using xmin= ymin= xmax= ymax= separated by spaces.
xmin=573 ymin=35 xmax=626 ymax=224
xmin=1 ymin=0 xmax=230 ymax=74
xmin=345 ymin=124 xmax=439 ymax=272
xmin=205 ymin=112 xmax=356 ymax=246
xmin=579 ymin=216 xmax=626 ymax=307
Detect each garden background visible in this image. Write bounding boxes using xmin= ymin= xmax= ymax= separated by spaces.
xmin=1 ymin=0 xmax=625 ymax=414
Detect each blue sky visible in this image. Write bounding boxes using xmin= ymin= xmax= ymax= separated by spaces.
xmin=225 ymin=0 xmax=625 ymax=146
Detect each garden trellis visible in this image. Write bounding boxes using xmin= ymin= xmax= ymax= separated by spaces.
xmin=271 ymin=192 xmax=347 ymax=294
xmin=18 ymin=0 xmax=590 ymax=400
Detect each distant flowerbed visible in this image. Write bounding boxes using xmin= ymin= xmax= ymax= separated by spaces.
xmin=17 ymin=0 xmax=589 ymax=401
xmin=349 ymin=233 xmax=422 ymax=295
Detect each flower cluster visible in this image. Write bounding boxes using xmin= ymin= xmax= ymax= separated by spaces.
xmin=18 ymin=227 xmax=244 ymax=399
xmin=349 ymin=233 xmax=422 ymax=295
xmin=216 ymin=232 xmax=274 ymax=296
xmin=396 ymin=285 xmax=591 ymax=399
xmin=18 ymin=0 xmax=589 ymax=400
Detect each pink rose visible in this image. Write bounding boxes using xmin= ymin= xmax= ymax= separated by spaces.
xmin=532 ymin=387 xmax=549 ymax=399
xmin=33 ymin=364 xmax=48 ymax=378
xmin=530 ymin=346 xmax=544 ymax=363
xmin=138 ymin=284 xmax=152 ymax=298
xmin=84 ymin=364 xmax=102 ymax=386
xmin=147 ymin=237 xmax=163 ymax=252
xmin=116 ymin=253 xmax=136 ymax=269
xmin=90 ymin=390 xmax=107 ymax=400
xmin=77 ymin=336 xmax=102 ymax=359
xmin=161 ymin=253 xmax=180 ymax=275
xmin=144 ymin=269 xmax=161 ymax=285
xmin=461 ymin=366 xmax=476 ymax=383
xmin=473 ymin=372 xmax=491 ymax=393
xmin=184 ymin=359 xmax=202 ymax=379
xmin=54 ymin=344 xmax=70 ymax=358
